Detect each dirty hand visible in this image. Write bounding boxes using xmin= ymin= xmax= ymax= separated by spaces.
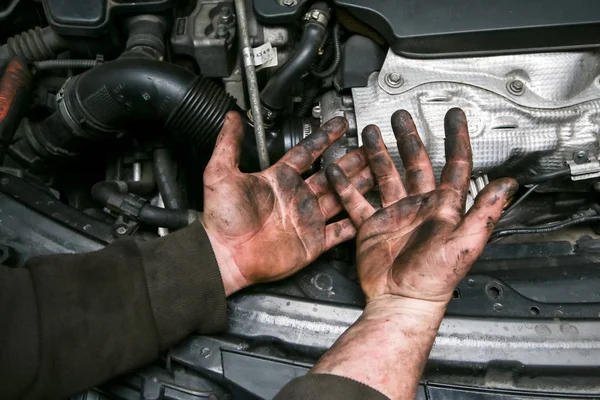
xmin=326 ymin=108 xmax=519 ymax=307
xmin=312 ymin=108 xmax=518 ymax=400
xmin=203 ymin=112 xmax=374 ymax=296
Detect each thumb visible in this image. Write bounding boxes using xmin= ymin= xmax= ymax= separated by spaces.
xmin=450 ymin=178 xmax=519 ymax=263
xmin=206 ymin=111 xmax=244 ymax=172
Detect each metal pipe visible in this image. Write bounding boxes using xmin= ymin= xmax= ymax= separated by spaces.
xmin=234 ymin=0 xmax=270 ymax=170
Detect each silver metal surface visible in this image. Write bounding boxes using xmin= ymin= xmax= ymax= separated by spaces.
xmin=303 ymin=9 xmax=328 ymax=26
xmin=466 ymin=175 xmax=489 ymax=211
xmin=378 ymin=49 xmax=600 ymax=109
xmin=353 ymin=68 xmax=600 ymax=178
xmin=228 ymin=294 xmax=600 ymax=367
xmin=567 ymin=157 xmax=600 ymax=181
xmin=319 ymin=91 xmax=357 ymax=168
xmin=235 ymin=0 xmax=270 ymax=170
xmin=132 ymin=162 xmax=142 ymax=182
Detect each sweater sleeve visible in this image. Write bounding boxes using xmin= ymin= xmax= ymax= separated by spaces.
xmin=0 ymin=222 xmax=227 ymax=400
xmin=275 ymin=374 xmax=390 ymax=400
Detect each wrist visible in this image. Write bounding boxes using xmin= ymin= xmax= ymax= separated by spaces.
xmin=363 ymin=295 xmax=448 ymax=325
xmin=312 ymin=296 xmax=446 ymax=400
xmin=201 ymin=219 xmax=250 ymax=296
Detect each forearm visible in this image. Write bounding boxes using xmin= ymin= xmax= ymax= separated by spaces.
xmin=311 ymin=297 xmax=446 ymax=400
xmin=1 ymin=222 xmax=228 ymax=400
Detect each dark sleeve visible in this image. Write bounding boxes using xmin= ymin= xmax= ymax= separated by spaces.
xmin=275 ymin=374 xmax=390 ymax=400
xmin=0 ymin=222 xmax=227 ymax=400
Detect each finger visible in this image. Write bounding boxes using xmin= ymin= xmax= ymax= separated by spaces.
xmin=206 ymin=111 xmax=244 ymax=171
xmin=451 ymin=178 xmax=518 ymax=265
xmin=362 ymin=124 xmax=406 ymax=207
xmin=325 ymin=164 xmax=376 ymax=225
xmin=277 ymin=117 xmax=348 ymax=174
xmin=325 ymin=218 xmax=357 ymax=250
xmin=391 ymin=110 xmax=436 ymax=195
xmin=306 ymin=148 xmax=368 ymax=197
xmin=439 ymin=108 xmax=473 ymax=206
xmin=319 ymin=166 xmax=375 ymax=219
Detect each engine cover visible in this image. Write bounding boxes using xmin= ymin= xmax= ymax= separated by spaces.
xmin=351 ymin=51 xmax=600 ymax=180
xmin=335 ymin=0 xmax=600 ymax=57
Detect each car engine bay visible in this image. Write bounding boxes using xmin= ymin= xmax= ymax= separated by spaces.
xmin=2 ymin=0 xmax=600 ymax=399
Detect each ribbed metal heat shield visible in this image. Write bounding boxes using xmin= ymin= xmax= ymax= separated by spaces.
xmin=352 ymin=51 xmax=600 ymax=179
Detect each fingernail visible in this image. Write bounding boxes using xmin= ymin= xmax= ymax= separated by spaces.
xmin=501 ymin=179 xmax=519 ymax=208
xmin=444 ymin=108 xmax=467 ymax=137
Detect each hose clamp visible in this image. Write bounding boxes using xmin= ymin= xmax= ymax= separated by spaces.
xmin=119 ymin=193 xmax=147 ymax=221
xmin=303 ymin=9 xmax=329 ymax=27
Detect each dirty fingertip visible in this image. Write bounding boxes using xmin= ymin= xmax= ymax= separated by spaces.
xmin=322 ymin=116 xmax=349 ymax=134
xmin=499 ymin=177 xmax=519 ymax=198
xmin=391 ymin=109 xmax=416 ymax=136
xmin=223 ymin=110 xmax=241 ymax=126
xmin=444 ymin=108 xmax=468 ymax=136
xmin=361 ymin=125 xmax=382 ymax=149
xmin=325 ymin=163 xmax=349 ymax=186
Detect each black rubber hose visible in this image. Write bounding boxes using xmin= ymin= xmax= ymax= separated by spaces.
xmin=153 ymin=148 xmax=185 ymax=209
xmin=0 ymin=58 xmax=32 ymax=163
xmin=139 ymin=205 xmax=190 ymax=229
xmin=91 ymin=181 xmax=195 ymax=229
xmin=10 ymin=58 xmax=235 ymax=166
xmin=121 ymin=15 xmax=166 ymax=60
xmin=0 ymin=26 xmax=68 ymax=61
xmin=517 ymin=168 xmax=571 ymax=185
xmin=297 ymin=82 xmax=321 ymax=117
xmin=33 ymin=59 xmax=100 ymax=70
xmin=260 ymin=3 xmax=329 ymax=111
xmin=490 ymin=215 xmax=600 ymax=241
xmin=311 ymin=24 xmax=341 ymax=79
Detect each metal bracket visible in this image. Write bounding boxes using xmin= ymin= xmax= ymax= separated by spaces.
xmin=567 ymin=156 xmax=600 ymax=181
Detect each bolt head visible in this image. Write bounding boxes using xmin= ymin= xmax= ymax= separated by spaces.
xmin=385 ymin=72 xmax=404 ymax=88
xmin=282 ymin=0 xmax=297 ymax=6
xmin=219 ymin=7 xmax=235 ymax=24
xmin=116 ymin=227 xmax=127 ymax=235
xmin=311 ymin=105 xmax=322 ymax=119
xmin=507 ymin=79 xmax=525 ymax=95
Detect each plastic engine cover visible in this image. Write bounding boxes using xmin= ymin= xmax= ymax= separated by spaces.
xmin=335 ymin=0 xmax=600 ymax=57
xmin=42 ymin=0 xmax=172 ymax=36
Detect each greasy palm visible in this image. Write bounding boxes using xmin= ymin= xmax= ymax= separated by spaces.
xmin=203 ymin=112 xmax=374 ymax=295
xmin=326 ymin=109 xmax=518 ymax=304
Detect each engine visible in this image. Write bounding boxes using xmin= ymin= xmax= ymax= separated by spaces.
xmin=2 ymin=0 xmax=600 ymax=398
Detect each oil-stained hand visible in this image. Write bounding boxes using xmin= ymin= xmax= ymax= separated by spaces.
xmin=326 ymin=108 xmax=518 ymax=305
xmin=203 ymin=111 xmax=374 ymax=296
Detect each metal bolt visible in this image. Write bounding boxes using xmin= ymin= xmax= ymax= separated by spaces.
xmin=312 ymin=105 xmax=322 ymax=119
xmin=201 ymin=347 xmax=212 ymax=358
xmin=493 ymin=302 xmax=504 ymax=312
xmin=311 ymin=272 xmax=334 ymax=292
xmin=219 ymin=6 xmax=234 ymax=24
xmin=116 ymin=226 xmax=127 ymax=235
xmin=385 ymin=72 xmax=404 ymax=88
xmin=215 ymin=25 xmax=230 ymax=39
xmin=576 ymin=150 xmax=587 ymax=159
xmin=507 ymin=79 xmax=525 ymax=95
xmin=281 ymin=0 xmax=297 ymax=6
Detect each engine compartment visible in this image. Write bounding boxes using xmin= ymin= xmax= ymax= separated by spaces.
xmin=2 ymin=1 xmax=600 ymax=399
